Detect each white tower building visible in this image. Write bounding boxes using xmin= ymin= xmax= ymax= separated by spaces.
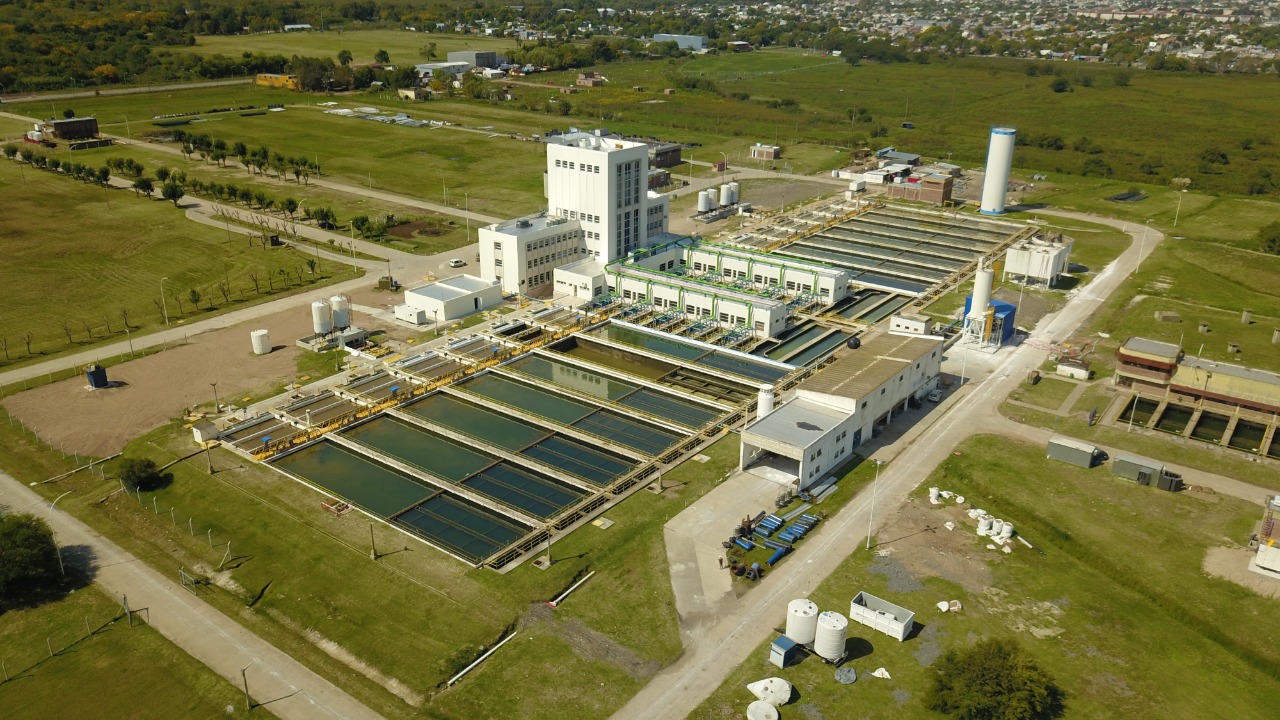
xmin=979 ymin=127 xmax=1016 ymax=215
xmin=478 ymin=133 xmax=671 ymax=295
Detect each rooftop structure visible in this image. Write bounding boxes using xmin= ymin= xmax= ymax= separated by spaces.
xmin=1003 ymin=235 xmax=1073 ymax=287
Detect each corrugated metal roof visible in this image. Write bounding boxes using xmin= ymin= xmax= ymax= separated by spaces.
xmin=798 ymin=334 xmax=941 ymax=401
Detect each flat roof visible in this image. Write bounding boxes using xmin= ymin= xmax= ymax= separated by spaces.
xmin=1181 ymin=355 xmax=1280 ymax=387
xmin=488 ymin=213 xmax=579 ymax=237
xmin=743 ymin=397 xmax=850 ymax=449
xmin=1049 ymin=436 xmax=1097 ymax=453
xmin=406 ymin=275 xmax=497 ymax=301
xmin=798 ymin=334 xmax=941 ymax=400
xmin=1121 ymin=336 xmax=1181 ymax=360
xmin=618 ymin=266 xmax=787 ymax=309
xmin=556 ymin=258 xmax=605 ymax=276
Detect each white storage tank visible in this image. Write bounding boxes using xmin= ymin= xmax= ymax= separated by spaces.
xmin=729 ymin=182 xmax=740 ymax=204
xmin=785 ymin=599 xmax=819 ymax=645
xmin=758 ymin=385 xmax=776 ymax=418
xmin=814 ymin=611 xmax=848 ymax=662
xmin=311 ymin=300 xmax=332 ymax=335
xmin=705 ymin=188 xmax=718 ymax=210
xmin=250 ymin=329 xmax=271 ymax=355
xmin=330 ymin=294 xmax=351 ymax=330
xmin=697 ymin=190 xmax=712 ymax=213
xmin=980 ymin=126 xmax=1017 ymax=215
xmin=719 ymin=183 xmax=733 ymax=206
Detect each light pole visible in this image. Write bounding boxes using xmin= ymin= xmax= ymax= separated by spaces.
xmin=433 ymin=308 xmax=440 ymax=337
xmin=718 ymin=152 xmax=727 ymax=186
xmin=465 ymin=192 xmax=470 ymax=246
xmin=1173 ymin=190 xmax=1185 ymax=227
xmin=210 ymin=381 xmax=220 ymax=412
xmin=1137 ymin=220 xmax=1151 ymax=271
xmin=865 ymin=460 xmax=882 ymax=550
xmin=50 ymin=490 xmax=75 ymax=515
xmin=160 ymin=276 xmax=170 ymax=325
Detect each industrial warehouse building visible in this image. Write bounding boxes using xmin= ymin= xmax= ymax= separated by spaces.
xmin=652 ymin=33 xmax=708 ymax=51
xmin=740 ymin=333 xmax=943 ymax=488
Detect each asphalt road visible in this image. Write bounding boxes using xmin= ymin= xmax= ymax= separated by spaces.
xmin=0 ymin=470 xmax=383 ymax=720
xmin=0 ymin=78 xmax=252 ymax=104
xmin=609 ymin=210 xmax=1166 ymax=720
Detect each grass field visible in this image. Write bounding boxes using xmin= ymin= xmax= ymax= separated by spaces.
xmin=691 ymin=435 xmax=1280 ymax=719
xmin=0 ymin=159 xmax=358 ymax=369
xmin=0 ymin=586 xmax=248 ymax=719
xmin=1007 ymin=376 xmax=1077 ymax=410
xmin=173 ymin=30 xmax=516 ymax=68
xmin=13 ymin=414 xmax=744 ymax=718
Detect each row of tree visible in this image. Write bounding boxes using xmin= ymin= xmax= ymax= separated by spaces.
xmin=170 ymin=130 xmax=321 ymax=184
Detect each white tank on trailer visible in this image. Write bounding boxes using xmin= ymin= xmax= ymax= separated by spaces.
xmin=785 ymin=598 xmax=819 ymax=645
xmin=311 ymin=300 xmax=332 ymax=335
xmin=329 ymin=294 xmax=351 ymax=330
xmin=813 ymin=611 xmax=848 ymax=662
xmin=250 ymin=329 xmax=271 ymax=355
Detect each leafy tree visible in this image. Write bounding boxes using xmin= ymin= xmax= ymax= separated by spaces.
xmin=161 ymin=181 xmax=185 ymax=206
xmin=188 ymin=288 xmax=201 ymax=308
xmin=155 ymin=166 xmax=171 ymax=183
xmin=1081 ymin=157 xmax=1112 ymax=177
xmin=119 ymin=457 xmax=164 ymax=492
xmin=133 ymin=177 xmax=154 ymax=197
xmin=1258 ymin=221 xmax=1280 ymax=255
xmin=927 ymin=638 xmax=1066 ymax=720
xmin=1049 ymin=77 xmax=1071 ymax=93
xmin=62 ymin=108 xmax=75 ymax=118
xmin=0 ymin=514 xmax=61 ymax=604
xmin=95 ymin=166 xmax=110 ymax=185
xmin=1200 ymin=147 xmax=1229 ymax=165
xmin=374 ymin=49 xmax=390 ymax=64
xmin=1113 ymin=70 xmax=1132 ymax=87
xmin=282 ymin=197 xmax=298 ymax=218
xmin=4 ymin=145 xmax=18 ymax=159
xmin=338 ymin=49 xmax=353 ymax=66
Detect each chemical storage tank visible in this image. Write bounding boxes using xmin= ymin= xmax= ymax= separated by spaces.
xmin=705 ymin=188 xmax=718 ymax=210
xmin=311 ymin=300 xmax=332 ymax=336
xmin=729 ymin=182 xmax=740 ymax=204
xmin=720 ymin=183 xmax=733 ymax=207
xmin=968 ymin=262 xmax=994 ymax=320
xmin=330 ymin=295 xmax=351 ymax=330
xmin=758 ymin=385 xmax=776 ymax=418
xmin=85 ymin=364 xmax=108 ymax=389
xmin=785 ymin=599 xmax=819 ymax=645
xmin=814 ymin=611 xmax=848 ymax=662
xmin=251 ymin=329 xmax=272 ymax=355
xmin=697 ymin=190 xmax=712 ymax=213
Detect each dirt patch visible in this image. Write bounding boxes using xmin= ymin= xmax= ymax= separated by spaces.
xmin=911 ymin=621 xmax=944 ymax=667
xmin=980 ymin=586 xmax=1065 ymax=639
xmin=874 ymin=498 xmax=995 ymax=593
xmin=992 ymin=287 xmax=1055 ymax=328
xmin=518 ymin=602 xmax=661 ymax=681
xmin=3 ymin=308 xmax=314 ymax=457
xmin=386 ymin=219 xmax=450 ymax=239
xmin=1203 ymin=546 xmax=1280 ymax=599
xmin=868 ymin=555 xmax=924 ymax=594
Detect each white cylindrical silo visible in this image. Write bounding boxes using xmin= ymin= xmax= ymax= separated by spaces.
xmin=758 ymin=385 xmax=775 ymax=418
xmin=707 ymin=188 xmax=719 ymax=210
xmin=785 ymin=599 xmax=819 ymax=645
xmin=311 ymin=300 xmax=332 ymax=336
xmin=720 ymin=183 xmax=733 ymax=206
xmin=697 ymin=190 xmax=712 ymax=213
xmin=968 ymin=262 xmax=994 ymax=320
xmin=980 ymin=126 xmax=1017 ymax=215
xmin=730 ymin=182 xmax=740 ymax=204
xmin=814 ymin=611 xmax=848 ymax=662
xmin=330 ymin=294 xmax=351 ymax=330
xmin=251 ymin=329 xmax=271 ymax=355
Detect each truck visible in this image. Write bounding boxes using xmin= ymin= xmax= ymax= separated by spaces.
xmin=1046 ymin=437 xmax=1102 ymax=469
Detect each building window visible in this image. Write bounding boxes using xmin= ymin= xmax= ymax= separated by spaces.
xmin=494 ymin=242 xmax=502 ymax=250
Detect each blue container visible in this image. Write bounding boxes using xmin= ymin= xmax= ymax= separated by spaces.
xmin=802 ymin=514 xmax=821 ymax=523
xmin=734 ymin=537 xmax=755 ymax=551
xmin=767 ymin=547 xmax=788 ymax=565
xmin=753 ymin=527 xmax=772 ymax=540
xmin=85 ymin=364 xmax=109 ymax=389
xmin=777 ymin=531 xmax=796 ymax=543
xmin=763 ymin=539 xmax=791 ymax=552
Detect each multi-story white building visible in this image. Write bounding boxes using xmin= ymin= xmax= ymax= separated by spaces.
xmin=479 ymin=133 xmax=671 ymax=295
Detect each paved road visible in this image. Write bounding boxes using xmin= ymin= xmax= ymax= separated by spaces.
xmin=0 ymin=78 xmax=252 ymax=104
xmin=610 ymin=211 xmax=1166 ymax=720
xmin=0 ymin=470 xmax=383 ymax=720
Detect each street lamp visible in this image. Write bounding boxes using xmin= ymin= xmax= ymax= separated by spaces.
xmin=50 ymin=489 xmax=75 ymax=515
xmin=1137 ymin=220 xmax=1151 ymax=271
xmin=865 ymin=460 xmax=882 ymax=550
xmin=718 ymin=151 xmax=727 ymax=186
xmin=1173 ymin=189 xmax=1186 ymax=227
xmin=210 ymin=381 xmax=220 ymax=413
xmin=160 ymin=276 xmax=170 ymax=325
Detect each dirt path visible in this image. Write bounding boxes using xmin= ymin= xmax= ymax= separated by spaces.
xmin=0 ymin=470 xmax=384 ymax=720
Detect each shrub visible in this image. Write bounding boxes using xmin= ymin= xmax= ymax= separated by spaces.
xmin=927 ymin=637 xmax=1066 ymax=720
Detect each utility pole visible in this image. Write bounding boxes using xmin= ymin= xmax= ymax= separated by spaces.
xmin=865 ymin=460 xmax=881 ymax=550
xmin=370 ymin=523 xmax=378 ymax=560
xmin=241 ymin=662 xmax=254 ymax=710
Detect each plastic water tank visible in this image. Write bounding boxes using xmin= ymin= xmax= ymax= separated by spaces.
xmin=746 ymin=701 xmax=780 ymax=720
xmin=813 ymin=611 xmax=848 ymax=662
xmin=720 ymin=183 xmax=733 ymax=206
xmin=251 ymin=329 xmax=271 ymax=355
xmin=311 ymin=300 xmax=332 ymax=335
xmin=729 ymin=181 xmax=740 ymax=204
xmin=785 ymin=599 xmax=820 ymax=645
xmin=697 ymin=190 xmax=712 ymax=213
xmin=330 ymin=295 xmax=351 ymax=330
xmin=705 ymin=188 xmax=718 ymax=210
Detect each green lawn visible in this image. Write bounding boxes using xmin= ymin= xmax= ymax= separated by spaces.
xmin=172 ymin=30 xmax=516 ymax=68
xmin=0 ymin=587 xmax=248 ymax=719
xmin=691 ymin=435 xmax=1280 ymax=720
xmin=1007 ymin=376 xmax=1077 ymax=411
xmin=0 ymin=159 xmax=358 ymax=370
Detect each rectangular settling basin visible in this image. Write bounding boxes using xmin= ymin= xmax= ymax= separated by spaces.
xmin=590 ymin=324 xmax=790 ymax=384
